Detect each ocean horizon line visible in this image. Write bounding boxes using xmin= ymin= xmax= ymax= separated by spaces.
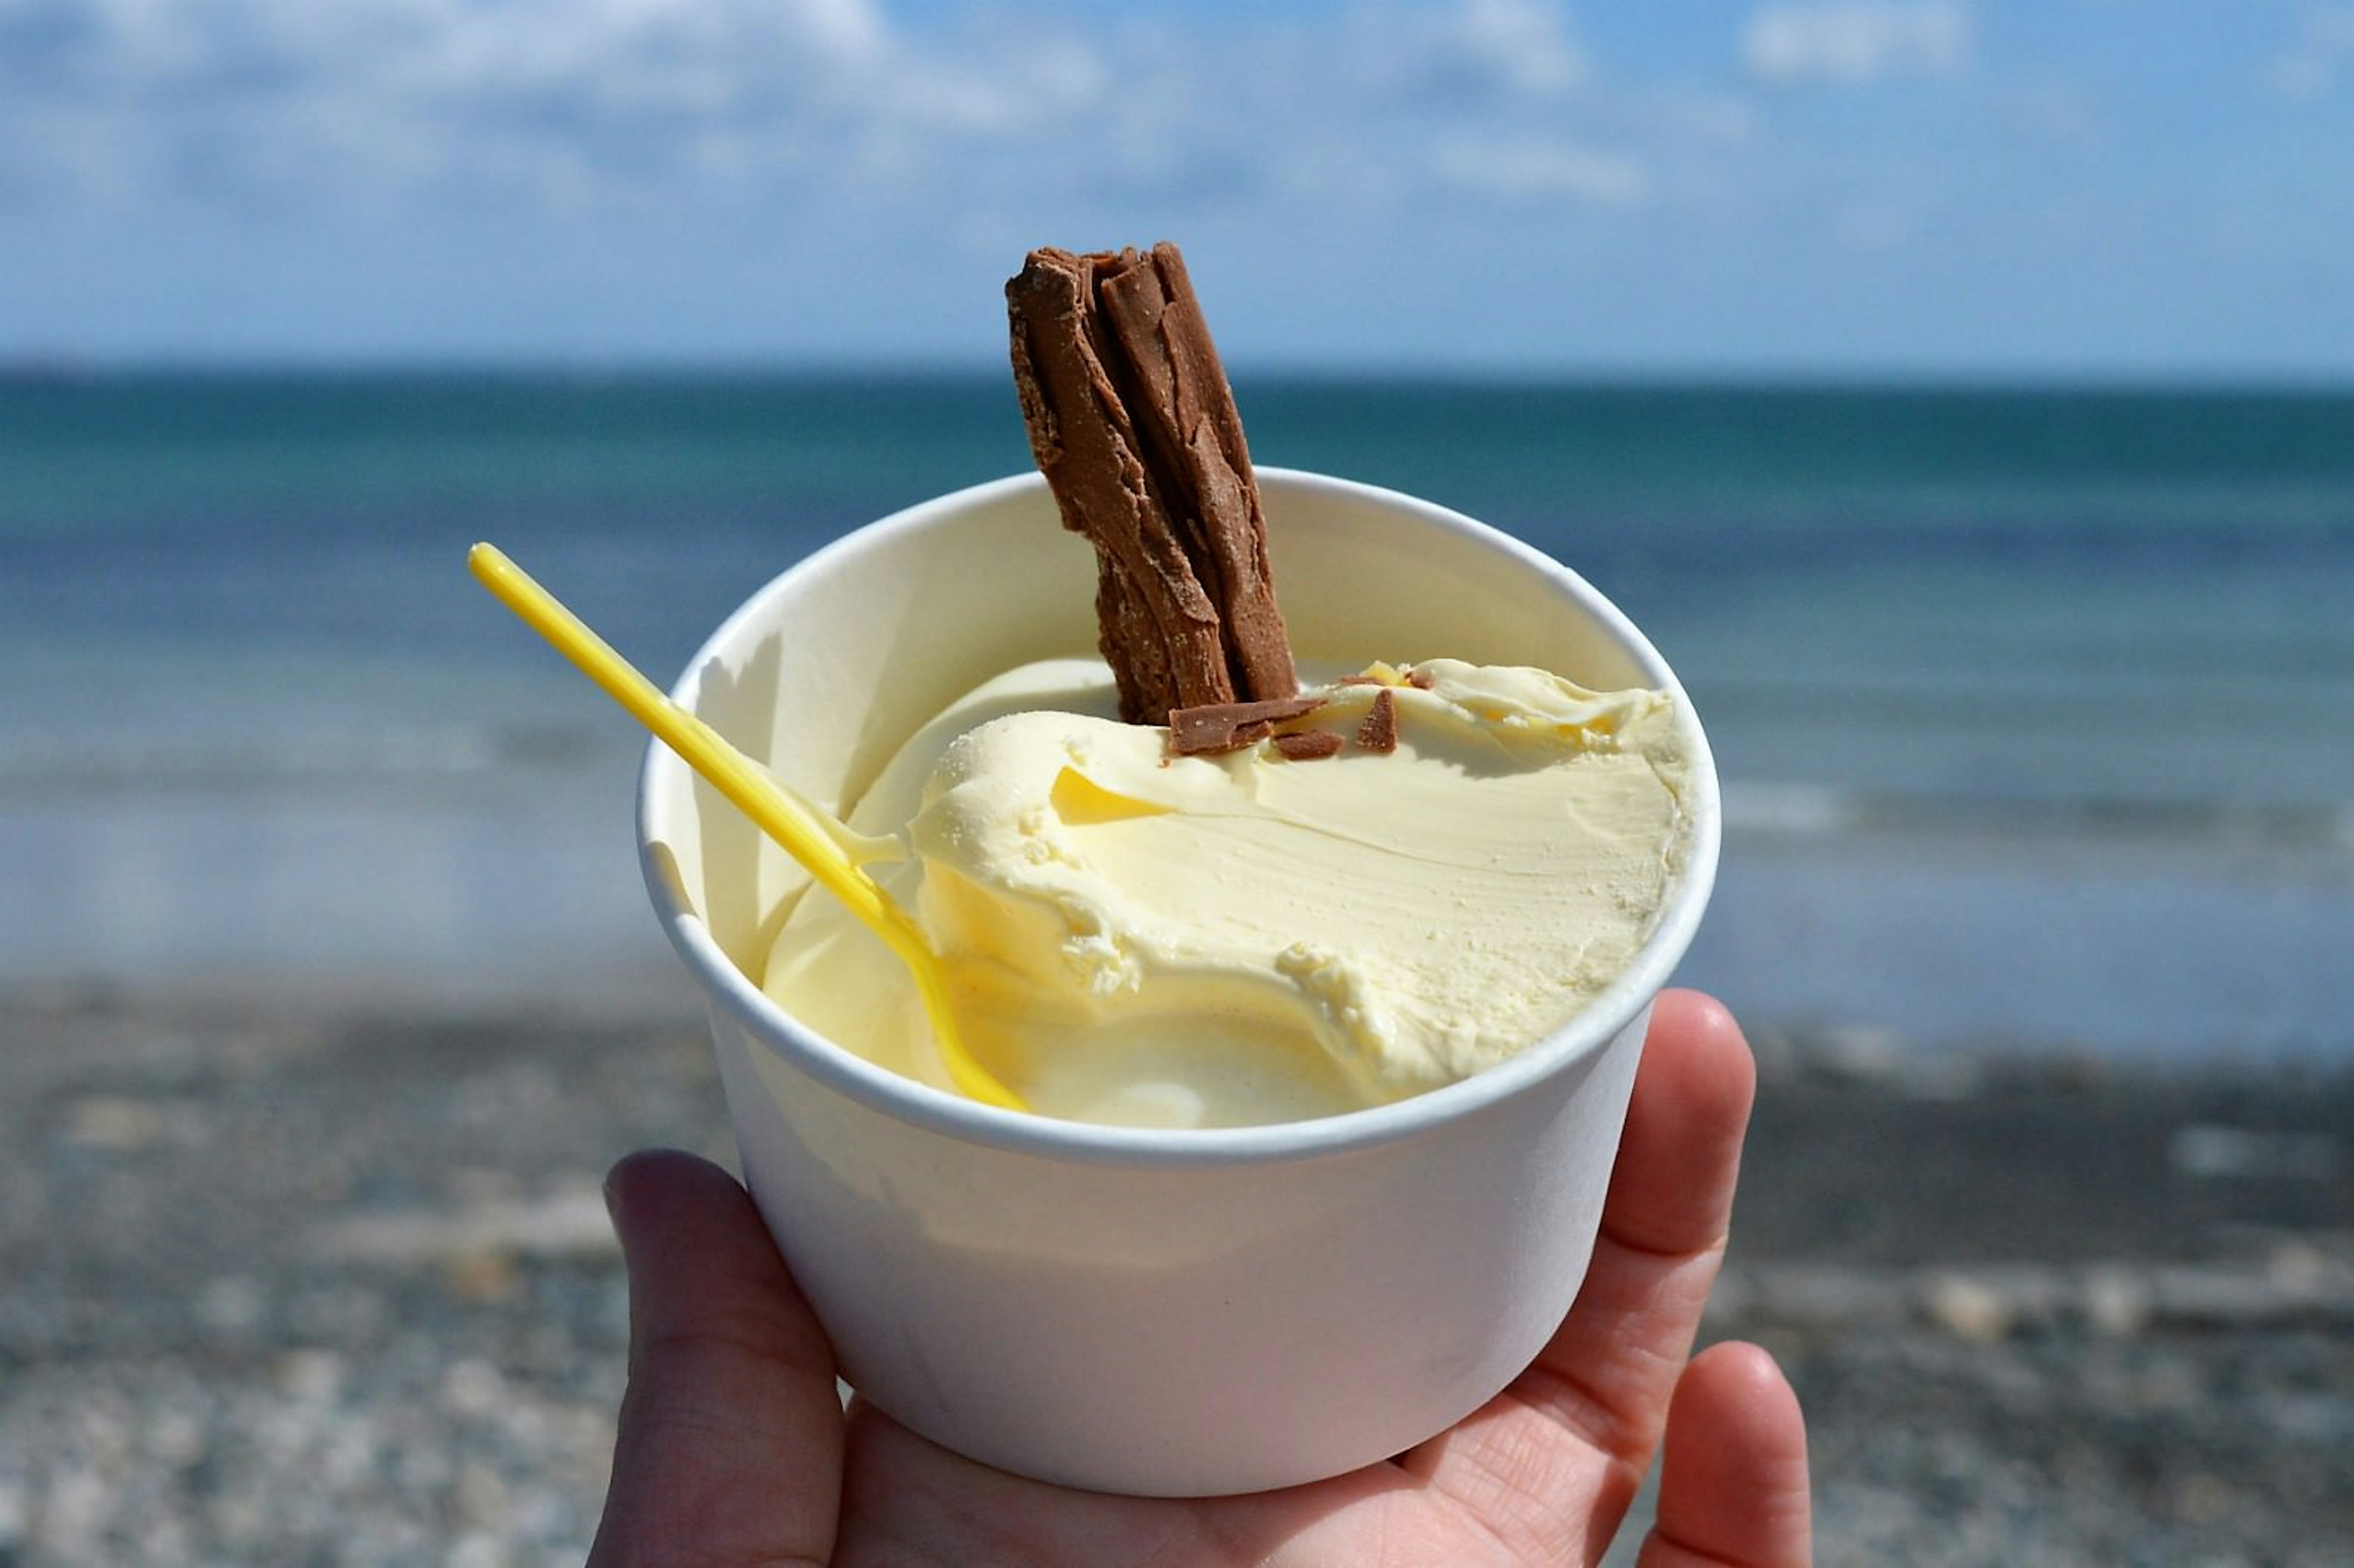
xmin=7 ymin=355 xmax=2354 ymax=400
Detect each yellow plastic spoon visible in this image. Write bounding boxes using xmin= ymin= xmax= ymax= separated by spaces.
xmin=467 ymin=542 xmax=1027 ymax=1113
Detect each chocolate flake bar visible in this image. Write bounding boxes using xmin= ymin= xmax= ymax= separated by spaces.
xmin=1168 ymin=694 xmax=1327 ymax=756
xmin=1355 ymin=688 xmax=1399 ymax=755
xmin=1272 ymin=731 xmax=1345 ymax=761
xmin=1008 ymin=243 xmax=1298 ymax=725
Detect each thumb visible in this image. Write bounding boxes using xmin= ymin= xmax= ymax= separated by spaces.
xmin=588 ymin=1149 xmax=845 ymax=1568
xmin=1638 ymin=1341 xmax=1812 ymax=1568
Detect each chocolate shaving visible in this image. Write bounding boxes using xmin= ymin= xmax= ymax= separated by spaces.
xmin=1168 ymin=694 xmax=1327 ymax=756
xmin=1008 ymin=242 xmax=1297 ymax=724
xmin=1272 ymin=731 xmax=1344 ymax=761
xmin=1406 ymin=667 xmax=1436 ymax=690
xmin=1355 ymin=687 xmax=1398 ymax=755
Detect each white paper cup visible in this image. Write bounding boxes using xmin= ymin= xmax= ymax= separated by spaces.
xmin=637 ymin=468 xmax=1720 ymax=1497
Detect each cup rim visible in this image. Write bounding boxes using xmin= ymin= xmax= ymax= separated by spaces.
xmin=638 ymin=466 xmax=1720 ymax=1168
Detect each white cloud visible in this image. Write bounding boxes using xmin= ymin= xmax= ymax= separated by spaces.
xmin=6 ymin=0 xmax=1650 ymax=224
xmin=4 ymin=0 xmax=2345 ymax=374
xmin=2265 ymin=7 xmax=2354 ymax=100
xmin=1429 ymin=134 xmax=1645 ymax=205
xmin=0 ymin=0 xmax=951 ymax=211
xmin=1742 ymin=1 xmax=1973 ymax=86
xmin=2002 ymin=82 xmax=2102 ymax=147
xmin=1451 ymin=0 xmax=1588 ymax=94
xmin=0 ymin=0 xmax=1742 ymax=358
xmin=1336 ymin=0 xmax=1588 ymax=107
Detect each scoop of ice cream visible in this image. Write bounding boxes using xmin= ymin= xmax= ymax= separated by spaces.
xmin=763 ymin=658 xmax=1694 ymax=1128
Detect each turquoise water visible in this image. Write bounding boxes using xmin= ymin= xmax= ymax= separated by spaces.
xmin=4 ymin=372 xmax=2351 ymax=1054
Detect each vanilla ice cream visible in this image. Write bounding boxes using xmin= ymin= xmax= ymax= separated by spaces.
xmin=763 ymin=655 xmax=1695 ymax=1128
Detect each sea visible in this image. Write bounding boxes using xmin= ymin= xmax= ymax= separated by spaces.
xmin=4 ymin=371 xmax=2350 ymax=1062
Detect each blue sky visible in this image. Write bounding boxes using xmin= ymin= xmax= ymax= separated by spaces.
xmin=4 ymin=0 xmax=2351 ymax=377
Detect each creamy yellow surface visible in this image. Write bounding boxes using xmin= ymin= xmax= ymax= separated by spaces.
xmin=763 ymin=657 xmax=1694 ymax=1128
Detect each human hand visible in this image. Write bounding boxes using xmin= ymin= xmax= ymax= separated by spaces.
xmin=588 ymin=989 xmax=1810 ymax=1566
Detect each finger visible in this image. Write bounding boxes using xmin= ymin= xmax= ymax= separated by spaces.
xmin=1639 ymin=1342 xmax=1811 ymax=1568
xmin=588 ymin=1149 xmax=845 ymax=1568
xmin=1526 ymin=988 xmax=1757 ymax=1458
xmin=1596 ymin=989 xmax=1759 ymax=1258
xmin=1401 ymin=991 xmax=1756 ymax=1555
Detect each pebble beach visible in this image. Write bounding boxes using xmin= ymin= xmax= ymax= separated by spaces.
xmin=4 ymin=980 xmax=2348 ymax=1567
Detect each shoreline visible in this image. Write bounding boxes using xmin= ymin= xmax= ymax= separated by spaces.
xmin=8 ymin=781 xmax=2352 ymax=1065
